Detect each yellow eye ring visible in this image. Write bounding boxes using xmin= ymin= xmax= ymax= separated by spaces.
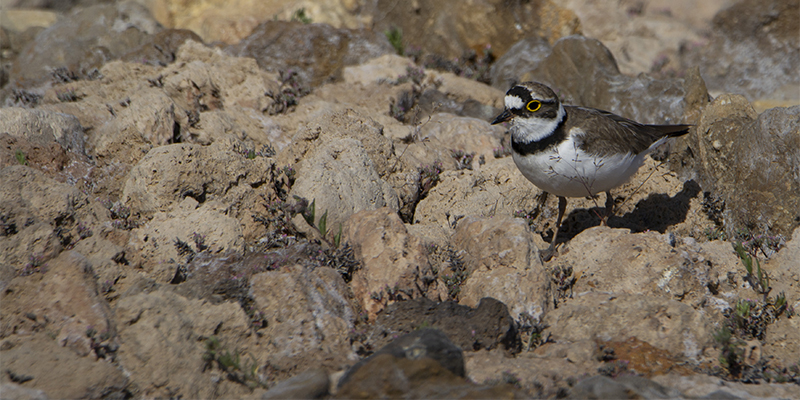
xmin=526 ymin=100 xmax=542 ymax=112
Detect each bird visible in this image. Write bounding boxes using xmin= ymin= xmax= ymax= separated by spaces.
xmin=491 ymin=82 xmax=691 ymax=260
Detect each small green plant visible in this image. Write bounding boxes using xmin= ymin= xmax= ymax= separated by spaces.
xmin=734 ymin=298 xmax=751 ymax=319
xmin=290 ymin=8 xmax=312 ymax=24
xmin=714 ymin=291 xmax=795 ymax=380
xmin=15 ymin=150 xmax=27 ymax=165
xmin=384 ymin=26 xmax=404 ymax=55
xmin=318 ymin=209 xmax=328 ymax=238
xmin=300 ymin=199 xmax=343 ymax=247
xmin=714 ymin=326 xmax=744 ymax=375
xmin=517 ymin=313 xmax=549 ymax=352
xmin=774 ymin=292 xmax=788 ymax=315
xmin=237 ymin=143 xmax=277 ymax=159
xmin=302 ymin=198 xmax=316 ymax=227
xmin=734 ymin=242 xmax=770 ymax=299
xmin=333 ymin=223 xmax=343 ymax=248
xmin=728 ymin=298 xmax=769 ymax=340
xmin=203 ymin=336 xmax=265 ymax=388
xmin=415 ymin=320 xmax=432 ymax=330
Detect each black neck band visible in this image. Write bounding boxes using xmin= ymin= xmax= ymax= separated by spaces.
xmin=511 ymin=113 xmax=568 ymax=156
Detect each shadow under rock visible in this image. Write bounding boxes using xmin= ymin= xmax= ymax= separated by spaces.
xmin=552 ymin=179 xmax=702 ymax=242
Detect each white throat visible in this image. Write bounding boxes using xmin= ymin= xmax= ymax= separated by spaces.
xmin=510 ymin=104 xmax=565 ymax=144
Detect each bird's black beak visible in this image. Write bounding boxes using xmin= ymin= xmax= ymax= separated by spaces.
xmin=491 ymin=109 xmax=512 ymax=125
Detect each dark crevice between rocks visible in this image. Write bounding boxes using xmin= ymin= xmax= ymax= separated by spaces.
xmin=54 ymin=210 xmax=77 ymax=249
xmin=249 ymin=178 xmax=267 ymax=190
xmin=1 ymin=213 xmax=18 ymax=236
xmin=172 ymin=120 xmax=182 ymax=143
xmin=6 ymin=369 xmax=33 ymax=383
xmin=181 ymin=187 xmax=206 ymax=204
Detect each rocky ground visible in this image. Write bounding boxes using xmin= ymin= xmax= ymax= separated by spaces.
xmin=1 ymin=0 xmax=799 ymax=398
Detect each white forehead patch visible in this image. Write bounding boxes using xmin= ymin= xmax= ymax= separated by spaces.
xmin=504 ymin=95 xmax=524 ymax=110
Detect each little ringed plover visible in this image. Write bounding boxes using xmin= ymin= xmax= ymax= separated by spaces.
xmin=492 ymin=81 xmax=691 ymax=260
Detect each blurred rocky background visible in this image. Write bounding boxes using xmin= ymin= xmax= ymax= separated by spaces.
xmin=1 ymin=0 xmax=799 ymax=398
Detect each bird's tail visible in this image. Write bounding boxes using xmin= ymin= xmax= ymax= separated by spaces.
xmin=647 ymin=124 xmax=692 ymax=138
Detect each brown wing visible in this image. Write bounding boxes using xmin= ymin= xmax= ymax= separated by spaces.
xmin=565 ymin=106 xmax=691 ymax=156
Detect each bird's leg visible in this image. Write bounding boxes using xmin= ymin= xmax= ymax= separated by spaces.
xmin=541 ymin=196 xmax=567 ymax=262
xmin=601 ymin=190 xmax=614 ymax=226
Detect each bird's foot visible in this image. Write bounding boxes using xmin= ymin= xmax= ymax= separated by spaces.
xmin=540 ymin=247 xmax=558 ymax=262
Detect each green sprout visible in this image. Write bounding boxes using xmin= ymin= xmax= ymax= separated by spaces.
xmin=775 ymin=292 xmax=787 ymax=314
xmin=415 ymin=320 xmax=432 ymax=330
xmin=301 ymin=199 xmax=341 ymax=247
xmin=333 ymin=223 xmax=343 ymax=248
xmin=318 ymin=209 xmax=328 ymax=238
xmin=291 ymin=8 xmax=312 ymax=24
xmin=384 ymin=26 xmax=404 ymax=55
xmin=714 ymin=326 xmax=744 ymax=374
xmin=303 ymin=199 xmax=316 ymax=227
xmin=15 ymin=150 xmax=27 ymax=165
xmin=203 ymin=336 xmax=264 ymax=388
xmin=734 ymin=298 xmax=751 ymax=319
xmin=734 ymin=242 xmax=770 ymax=298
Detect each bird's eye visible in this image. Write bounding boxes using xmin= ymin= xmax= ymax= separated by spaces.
xmin=526 ymin=100 xmax=541 ymax=112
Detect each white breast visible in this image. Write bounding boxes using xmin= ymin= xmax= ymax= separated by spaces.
xmin=512 ymin=133 xmax=651 ymax=198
